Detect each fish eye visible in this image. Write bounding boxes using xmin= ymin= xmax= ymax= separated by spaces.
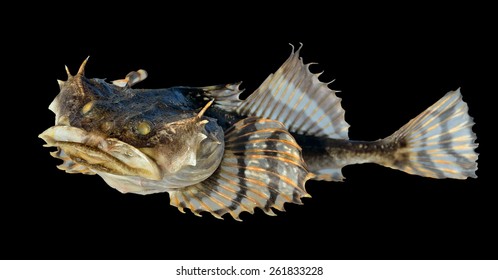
xmin=81 ymin=101 xmax=95 ymax=114
xmin=137 ymin=121 xmax=151 ymax=135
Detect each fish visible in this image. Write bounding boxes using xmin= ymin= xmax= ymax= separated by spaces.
xmin=39 ymin=45 xmax=479 ymax=220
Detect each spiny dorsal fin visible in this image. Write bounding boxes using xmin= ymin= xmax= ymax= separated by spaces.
xmin=197 ymin=83 xmax=244 ymax=111
xmin=168 ymin=117 xmax=313 ymax=220
xmin=236 ymin=44 xmax=349 ymax=139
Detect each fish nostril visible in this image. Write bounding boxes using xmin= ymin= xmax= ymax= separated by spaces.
xmin=81 ymin=101 xmax=95 ymax=114
xmin=137 ymin=121 xmax=151 ymax=135
xmin=101 ymin=121 xmax=113 ymax=132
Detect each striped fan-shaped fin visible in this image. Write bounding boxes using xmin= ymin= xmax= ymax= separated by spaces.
xmin=168 ymin=117 xmax=313 ymax=220
xmin=385 ymin=89 xmax=478 ymax=179
xmin=236 ymin=44 xmax=349 ymax=139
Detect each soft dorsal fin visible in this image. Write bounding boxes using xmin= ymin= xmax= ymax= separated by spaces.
xmin=236 ymin=45 xmax=349 ymax=139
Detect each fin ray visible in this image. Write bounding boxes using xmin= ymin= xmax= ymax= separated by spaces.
xmin=236 ymin=45 xmax=349 ymax=139
xmin=168 ymin=117 xmax=312 ymax=220
xmin=197 ymin=83 xmax=244 ymax=111
xmin=383 ymin=89 xmax=478 ymax=179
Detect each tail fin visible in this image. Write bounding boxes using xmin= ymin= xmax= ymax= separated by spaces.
xmin=383 ymin=89 xmax=478 ymax=179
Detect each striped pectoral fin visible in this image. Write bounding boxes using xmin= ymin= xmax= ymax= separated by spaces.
xmin=235 ymin=44 xmax=350 ymax=139
xmin=168 ymin=117 xmax=313 ymax=220
xmin=384 ymin=89 xmax=478 ymax=179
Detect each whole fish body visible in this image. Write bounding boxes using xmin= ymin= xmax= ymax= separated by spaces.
xmin=39 ymin=45 xmax=478 ymax=220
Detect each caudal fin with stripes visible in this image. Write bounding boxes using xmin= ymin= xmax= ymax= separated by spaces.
xmin=383 ymin=89 xmax=478 ymax=179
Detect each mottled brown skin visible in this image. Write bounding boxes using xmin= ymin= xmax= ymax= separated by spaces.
xmin=293 ymin=134 xmax=407 ymax=179
xmin=53 ymin=73 xmax=227 ymax=148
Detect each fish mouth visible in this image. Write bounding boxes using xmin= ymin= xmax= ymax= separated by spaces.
xmin=39 ymin=125 xmax=162 ymax=180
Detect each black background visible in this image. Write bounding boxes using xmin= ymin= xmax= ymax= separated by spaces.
xmin=4 ymin=5 xmax=494 ymax=260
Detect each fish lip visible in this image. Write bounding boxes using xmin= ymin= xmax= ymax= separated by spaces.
xmin=39 ymin=125 xmax=162 ymax=181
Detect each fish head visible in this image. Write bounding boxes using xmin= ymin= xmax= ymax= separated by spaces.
xmin=40 ymin=58 xmax=225 ymax=194
xmin=48 ymin=57 xmax=123 ymax=126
